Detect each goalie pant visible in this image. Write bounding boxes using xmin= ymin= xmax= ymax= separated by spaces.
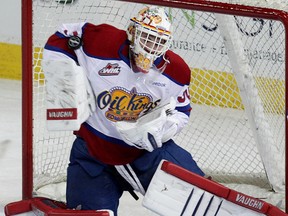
xmin=66 ymin=136 xmax=205 ymax=215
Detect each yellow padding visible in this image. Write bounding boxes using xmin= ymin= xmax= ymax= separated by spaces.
xmin=0 ymin=43 xmax=21 ymax=80
xmin=190 ymin=68 xmax=285 ymax=114
xmin=33 ymin=47 xmax=45 ymax=84
xmin=2 ymin=44 xmax=283 ymax=115
xmin=190 ymin=68 xmax=243 ymax=110
xmin=256 ymin=77 xmax=284 ymax=115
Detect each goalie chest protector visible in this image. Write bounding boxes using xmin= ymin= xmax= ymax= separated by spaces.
xmin=44 ymin=22 xmax=192 ymax=165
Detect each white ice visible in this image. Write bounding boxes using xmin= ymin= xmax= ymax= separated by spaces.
xmin=0 ymin=79 xmax=22 ymax=215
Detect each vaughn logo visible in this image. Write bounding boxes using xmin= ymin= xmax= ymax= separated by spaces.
xmin=47 ymin=108 xmax=77 ymax=120
xmin=235 ymin=193 xmax=264 ymax=210
xmin=99 ymin=63 xmax=121 ymax=76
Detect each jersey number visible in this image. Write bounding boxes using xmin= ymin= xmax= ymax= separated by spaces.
xmin=177 ymin=89 xmax=190 ymax=103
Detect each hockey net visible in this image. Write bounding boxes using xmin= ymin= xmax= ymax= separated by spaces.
xmin=22 ymin=0 xmax=287 ymax=212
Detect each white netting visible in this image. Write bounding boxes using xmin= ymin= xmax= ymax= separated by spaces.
xmin=30 ymin=0 xmax=286 ymax=210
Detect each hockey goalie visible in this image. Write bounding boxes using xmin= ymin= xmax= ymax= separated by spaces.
xmin=5 ymin=5 xmax=287 ymax=216
xmin=5 ymin=160 xmax=287 ymax=215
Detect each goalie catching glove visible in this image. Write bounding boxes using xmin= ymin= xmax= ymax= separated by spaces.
xmin=115 ymin=98 xmax=180 ymax=152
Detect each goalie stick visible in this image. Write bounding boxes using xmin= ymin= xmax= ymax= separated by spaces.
xmin=143 ymin=160 xmax=287 ymax=216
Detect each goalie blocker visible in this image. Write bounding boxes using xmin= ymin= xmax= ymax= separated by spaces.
xmin=143 ymin=160 xmax=287 ymax=216
xmin=42 ymin=59 xmax=96 ymax=131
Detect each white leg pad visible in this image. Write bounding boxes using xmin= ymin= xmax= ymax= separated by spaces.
xmin=143 ymin=160 xmax=284 ymax=216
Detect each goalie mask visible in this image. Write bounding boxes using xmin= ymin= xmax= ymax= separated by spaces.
xmin=127 ymin=6 xmax=173 ymax=73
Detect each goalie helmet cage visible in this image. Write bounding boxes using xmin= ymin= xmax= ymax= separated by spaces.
xmin=22 ymin=0 xmax=288 ymax=213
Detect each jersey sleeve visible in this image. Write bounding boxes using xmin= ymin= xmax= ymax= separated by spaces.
xmin=43 ymin=22 xmax=86 ymax=62
xmin=174 ymin=81 xmax=192 ymax=135
xmin=163 ymin=50 xmax=192 ymax=116
xmin=161 ymin=50 xmax=192 ymax=134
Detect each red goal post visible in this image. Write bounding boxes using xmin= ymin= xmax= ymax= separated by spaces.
xmin=21 ymin=0 xmax=288 ymax=213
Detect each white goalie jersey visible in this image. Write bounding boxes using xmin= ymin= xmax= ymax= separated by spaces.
xmin=42 ymin=22 xmax=192 ymax=165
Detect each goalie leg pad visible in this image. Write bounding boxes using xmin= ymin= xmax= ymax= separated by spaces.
xmin=143 ymin=160 xmax=285 ymax=216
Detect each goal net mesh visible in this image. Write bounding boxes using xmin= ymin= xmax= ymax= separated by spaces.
xmin=30 ymin=0 xmax=286 ymax=208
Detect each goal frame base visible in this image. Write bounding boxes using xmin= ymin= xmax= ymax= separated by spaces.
xmin=4 ymin=197 xmax=112 ymax=216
